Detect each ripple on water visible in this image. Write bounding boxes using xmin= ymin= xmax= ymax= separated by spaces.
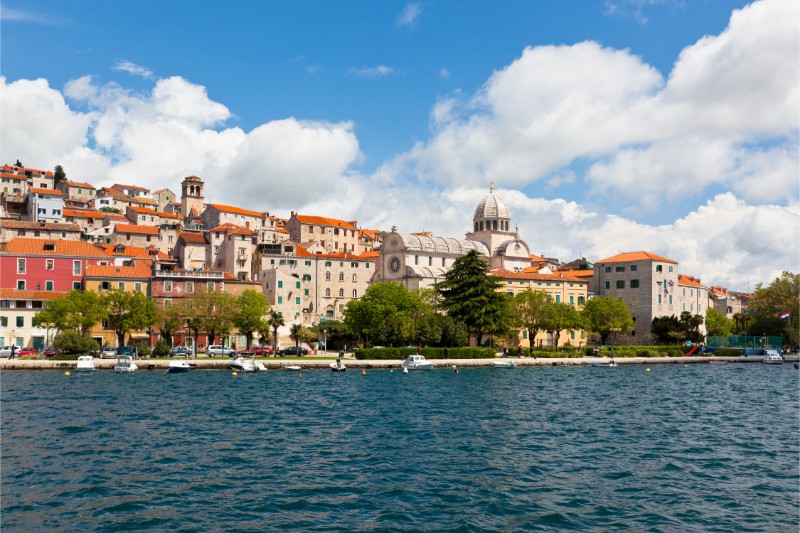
xmin=1 ymin=365 xmax=798 ymax=532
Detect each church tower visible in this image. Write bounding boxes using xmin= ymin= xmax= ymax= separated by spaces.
xmin=180 ymin=176 xmax=205 ymax=218
xmin=465 ymin=182 xmax=515 ymax=258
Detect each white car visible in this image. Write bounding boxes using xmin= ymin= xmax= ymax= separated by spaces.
xmin=206 ymin=345 xmax=236 ymax=357
xmin=0 ymin=346 xmax=17 ymax=358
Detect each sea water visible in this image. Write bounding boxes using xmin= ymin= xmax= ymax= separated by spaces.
xmin=1 ymin=364 xmax=798 ymax=532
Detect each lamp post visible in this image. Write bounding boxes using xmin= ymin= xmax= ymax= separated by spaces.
xmin=323 ymin=330 xmax=327 ymax=354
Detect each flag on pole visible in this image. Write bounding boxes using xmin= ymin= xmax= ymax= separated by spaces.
xmin=777 ymin=312 xmax=790 ymax=320
xmin=668 ymin=280 xmax=674 ymax=287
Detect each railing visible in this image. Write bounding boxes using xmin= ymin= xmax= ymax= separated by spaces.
xmin=153 ymin=270 xmax=224 ymax=278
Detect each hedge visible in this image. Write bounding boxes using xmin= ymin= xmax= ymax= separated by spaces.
xmin=581 ymin=345 xmax=687 ymax=357
xmin=355 ymin=347 xmax=496 ymax=360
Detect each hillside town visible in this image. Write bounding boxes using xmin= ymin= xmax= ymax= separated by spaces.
xmin=1 ymin=163 xmax=753 ymax=352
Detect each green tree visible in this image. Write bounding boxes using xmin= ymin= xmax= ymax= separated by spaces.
xmin=33 ymin=290 xmax=105 ymax=335
xmin=437 ymin=250 xmax=512 ymax=346
xmin=53 ymin=331 xmax=99 ymax=355
xmin=180 ymin=289 xmax=235 ymax=348
xmin=731 ymin=312 xmax=751 ymax=335
xmin=344 ymin=281 xmax=425 ymax=346
xmin=53 ymin=164 xmax=66 ymax=185
xmin=705 ymin=308 xmax=731 ymax=337
xmin=581 ymin=296 xmax=633 ymax=345
xmin=512 ymin=289 xmax=552 ymax=347
xmin=651 ymin=315 xmax=682 ymax=344
xmin=256 ymin=319 xmax=272 ymax=347
xmin=98 ymin=207 xmax=122 ymax=214
xmin=542 ymin=301 xmax=583 ymax=349
xmin=102 ymin=289 xmax=158 ymax=347
xmin=679 ymin=311 xmax=705 ymax=343
xmin=14 ymin=159 xmax=23 ymax=166
xmin=746 ymin=272 xmax=799 ymax=347
xmin=289 ymin=323 xmax=305 ymax=348
xmin=156 ymin=302 xmax=184 ymax=346
xmin=233 ymin=289 xmax=270 ymax=349
xmin=268 ymin=309 xmax=285 ymax=352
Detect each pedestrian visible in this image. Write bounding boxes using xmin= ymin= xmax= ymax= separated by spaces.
xmin=517 ymin=345 xmax=522 ymax=358
xmin=503 ymin=347 xmax=509 ymax=358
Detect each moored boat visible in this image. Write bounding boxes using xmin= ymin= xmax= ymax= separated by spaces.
xmin=330 ymin=359 xmax=347 ymax=372
xmin=401 ymin=354 xmax=435 ymax=370
xmin=75 ymin=356 xmax=96 ymax=372
xmin=591 ymin=361 xmax=618 ymax=367
xmin=229 ymin=356 xmax=266 ymax=373
xmin=762 ymin=350 xmax=783 ymax=365
xmin=167 ymin=356 xmax=191 ymax=373
xmin=493 ymin=361 xmax=517 ymax=368
xmin=114 ymin=355 xmax=138 ymax=373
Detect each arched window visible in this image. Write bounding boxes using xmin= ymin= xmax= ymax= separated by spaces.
xmin=339 ymin=272 xmax=344 ymax=282
xmin=352 ymin=273 xmax=357 ymax=282
xmin=428 ymin=256 xmax=432 ymax=266
xmin=352 ymin=289 xmax=357 ymax=298
xmin=474 ymin=222 xmax=479 ymax=231
xmin=325 ymin=288 xmax=331 ymax=297
xmin=325 ymin=271 xmax=331 ymax=281
xmin=492 ymin=220 xmax=497 ymax=230
xmin=338 ymin=288 xmax=344 ymax=297
xmin=479 ymin=221 xmax=484 ymax=231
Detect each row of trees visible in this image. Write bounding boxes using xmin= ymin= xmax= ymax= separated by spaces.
xmin=343 ymin=250 xmax=635 ymax=348
xmin=33 ymin=288 xmax=280 ymax=352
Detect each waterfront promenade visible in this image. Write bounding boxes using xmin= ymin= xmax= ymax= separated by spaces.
xmin=2 ymin=354 xmax=797 ymax=370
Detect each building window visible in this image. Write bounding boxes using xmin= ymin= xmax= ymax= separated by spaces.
xmin=100 ymin=281 xmax=110 ymax=290
xmin=17 ymin=258 xmax=25 ymax=274
xmin=578 ymin=296 xmax=585 ymax=305
xmin=186 ymin=281 xmax=194 ymax=293
xmin=73 ymin=260 xmax=81 ymax=275
xmin=295 ymin=297 xmax=300 ymax=305
xmin=17 ymin=280 xmax=25 ymax=290
xmin=207 ymin=281 xmax=215 ymax=292
xmin=45 ymin=281 xmax=54 ymax=291
xmin=616 ymin=280 xmax=625 ymax=289
xmin=555 ymin=295 xmax=560 ymax=303
xmin=305 ymin=261 xmax=312 ymax=266
xmin=630 ymin=279 xmax=640 ymax=288
xmin=277 ymin=296 xmax=283 ymax=304
xmin=339 ymin=272 xmax=344 ymax=282
xmin=118 ymin=282 xmax=126 ymax=290
xmin=569 ymin=295 xmax=574 ymax=304
xmin=304 ymin=289 xmax=309 ymax=296
xmin=325 ymin=271 xmax=331 ymax=281
xmin=615 ymin=266 xmax=625 ymax=272
xmin=134 ymin=282 xmax=142 ymax=292
xmin=338 ymin=289 xmax=344 ymax=297
xmin=656 ymin=265 xmax=663 ymax=272
xmin=164 ymin=299 xmax=172 ymax=309
xmin=669 ymin=295 xmax=673 ymax=304
xmin=604 ymin=266 xmax=611 ymax=273
xmin=630 ymin=265 xmax=637 ymax=271
xmin=73 ymin=281 xmax=82 ymax=290
xmin=669 ymin=266 xmax=674 ymax=272
xmin=0 ymin=317 xmax=6 ymax=327
xmin=352 ymin=289 xmax=357 ymax=298
xmin=46 ymin=259 xmax=54 ymax=270
xmin=325 ymin=288 xmax=331 ymax=297
xmin=16 ymin=316 xmax=24 ymax=327
xmin=164 ymin=280 xmax=173 ymax=292
xmin=604 ymin=281 xmax=610 ymax=290
xmin=296 ymin=281 xmax=301 ymax=289
xmin=278 ymin=280 xmax=283 ymax=289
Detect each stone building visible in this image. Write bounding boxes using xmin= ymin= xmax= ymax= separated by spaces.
xmin=180 ymin=176 xmax=205 ymax=218
xmin=286 ymin=213 xmax=365 ymax=254
xmin=0 ymin=220 xmax=82 ymax=243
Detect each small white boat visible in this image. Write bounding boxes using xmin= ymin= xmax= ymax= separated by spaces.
xmin=762 ymin=350 xmax=783 ymax=365
xmin=75 ymin=355 xmax=96 ymax=372
xmin=591 ymin=361 xmax=618 ymax=367
xmin=329 ymin=359 xmax=347 ymax=372
xmin=229 ymin=356 xmax=266 ymax=373
xmin=493 ymin=361 xmax=517 ymax=368
xmin=285 ymin=365 xmax=302 ymax=371
xmin=167 ymin=356 xmax=191 ymax=373
xmin=401 ymin=354 xmax=435 ymax=370
xmin=114 ymin=355 xmax=138 ymax=373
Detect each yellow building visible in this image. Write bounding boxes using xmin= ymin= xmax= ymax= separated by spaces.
xmin=492 ymin=268 xmax=589 ymax=348
xmin=84 ymin=262 xmax=153 ymax=348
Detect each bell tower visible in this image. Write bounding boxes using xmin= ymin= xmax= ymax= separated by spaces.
xmin=181 ymin=175 xmax=205 ymax=217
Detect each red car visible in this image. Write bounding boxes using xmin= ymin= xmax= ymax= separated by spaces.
xmin=250 ymin=346 xmax=273 ymax=356
xmin=17 ymin=347 xmax=37 ymax=357
xmin=42 ymin=347 xmax=61 ymax=357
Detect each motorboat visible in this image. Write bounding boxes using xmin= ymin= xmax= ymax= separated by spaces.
xmin=75 ymin=356 xmax=96 ymax=372
xmin=329 ymin=359 xmax=347 ymax=372
xmin=229 ymin=356 xmax=266 ymax=373
xmin=493 ymin=361 xmax=517 ymax=368
xmin=762 ymin=350 xmax=784 ymax=365
xmin=285 ymin=365 xmax=302 ymax=371
xmin=591 ymin=361 xmax=618 ymax=367
xmin=167 ymin=356 xmax=191 ymax=373
xmin=114 ymin=355 xmax=138 ymax=373
xmin=401 ymin=354 xmax=435 ymax=370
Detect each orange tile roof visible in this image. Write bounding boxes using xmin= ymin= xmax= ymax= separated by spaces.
xmin=113 ymin=183 xmax=149 ymax=191
xmin=179 ymin=231 xmax=207 ymax=244
xmin=114 ymin=224 xmax=160 ymax=235
xmin=678 ymin=274 xmax=705 ymax=288
xmin=127 ymin=205 xmax=183 ymax=220
xmin=597 ymin=251 xmax=677 ymax=264
xmin=3 ymin=238 xmax=112 ymax=257
xmin=104 ymin=214 xmax=129 ymax=221
xmin=296 ymin=214 xmax=357 ymax=231
xmin=209 ymin=223 xmax=257 ymax=236
xmin=65 ymin=181 xmax=96 ymax=189
xmin=563 ymin=269 xmax=594 ymax=279
xmin=28 ymin=187 xmax=62 ymax=196
xmin=208 ymin=203 xmax=264 ymax=218
xmin=276 ymin=226 xmax=290 ymax=234
xmin=0 ymin=289 xmax=68 ymax=300
xmin=491 ymin=268 xmax=588 ymax=284
xmin=64 ymin=208 xmax=103 ymax=218
xmin=100 ymin=244 xmax=168 ymax=259
xmin=292 ymin=245 xmax=377 ymax=261
xmin=0 ymin=220 xmax=80 ymax=231
xmin=359 ymin=228 xmax=382 ymax=240
xmin=0 ymin=172 xmax=29 ymax=181
xmin=86 ymin=263 xmax=153 ymax=279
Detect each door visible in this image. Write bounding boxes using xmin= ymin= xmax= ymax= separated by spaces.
xmin=32 ymin=336 xmax=45 ymax=351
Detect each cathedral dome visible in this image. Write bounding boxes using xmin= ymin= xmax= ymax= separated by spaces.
xmin=473 ymin=184 xmax=510 ymax=222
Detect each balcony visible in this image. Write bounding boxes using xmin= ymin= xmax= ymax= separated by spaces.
xmin=153 ymin=269 xmax=224 ymax=279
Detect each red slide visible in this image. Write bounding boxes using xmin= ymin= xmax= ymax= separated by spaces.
xmin=683 ymin=345 xmax=699 ymax=356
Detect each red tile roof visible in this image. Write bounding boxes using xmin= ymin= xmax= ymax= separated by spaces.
xmin=127 ymin=205 xmax=183 ymax=220
xmin=207 ymin=203 xmax=264 ymax=218
xmin=0 ymin=220 xmax=80 ymax=231
xmin=0 ymin=172 xmax=29 ymax=181
xmin=65 ymin=181 xmax=96 ymax=189
xmin=114 ymin=224 xmax=160 ymax=235
xmin=295 ymin=214 xmax=357 ymax=230
xmin=491 ymin=268 xmax=588 ymax=284
xmin=597 ymin=251 xmax=677 ymax=264
xmin=179 ymin=231 xmax=207 ymax=244
xmin=86 ymin=263 xmax=153 ymax=279
xmin=209 ymin=223 xmax=257 ymax=236
xmin=0 ymin=289 xmax=68 ymax=300
xmin=100 ymin=244 xmax=169 ymax=259
xmin=28 ymin=187 xmax=62 ymax=196
xmin=113 ymin=183 xmax=150 ymax=191
xmin=3 ymin=238 xmax=112 ymax=257
xmin=64 ymin=208 xmax=103 ymax=218
xmin=678 ymin=274 xmax=705 ymax=288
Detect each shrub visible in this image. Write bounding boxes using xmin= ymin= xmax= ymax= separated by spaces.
xmin=53 ymin=331 xmax=99 ymax=355
xmin=714 ymin=348 xmax=743 ymax=357
xmin=133 ymin=341 xmax=151 ymax=357
xmin=152 ymin=339 xmax=171 ymax=357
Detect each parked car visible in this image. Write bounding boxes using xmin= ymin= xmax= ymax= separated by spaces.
xmin=169 ymin=346 xmax=195 ymax=358
xmin=17 ymin=347 xmax=37 ymax=357
xmin=42 ymin=347 xmax=61 ymax=357
xmin=251 ymin=346 xmax=273 ymax=356
xmin=278 ymin=346 xmax=309 ymax=357
xmin=206 ymin=345 xmax=236 ymax=357
xmin=101 ymin=347 xmax=118 ymax=358
xmin=120 ymin=346 xmax=140 ymax=359
xmin=0 ymin=346 xmax=18 ymax=358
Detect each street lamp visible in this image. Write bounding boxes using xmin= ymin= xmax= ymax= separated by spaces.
xmin=323 ymin=330 xmax=327 ymax=354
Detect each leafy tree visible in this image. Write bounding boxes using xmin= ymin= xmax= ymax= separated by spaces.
xmin=289 ymin=323 xmax=305 ymax=348
xmin=308 ymin=319 xmax=356 ymax=351
xmin=542 ymin=301 xmax=583 ymax=349
xmin=233 ymin=289 xmax=270 ymax=349
xmin=98 ymin=207 xmax=123 ymax=214
xmin=53 ymin=164 xmax=66 ymax=185
xmin=439 ymin=315 xmax=469 ymax=347
xmin=581 ymin=296 xmax=633 ymax=345
xmin=512 ymin=289 xmax=552 ymax=347
xmin=268 ymin=309 xmax=285 ymax=352
xmin=437 ymin=250 xmax=512 ymax=346
xmin=344 ymin=281 xmax=425 ymax=346
xmin=156 ymin=302 xmax=184 ymax=346
xmin=731 ymin=312 xmax=751 ymax=335
xmin=746 ymin=271 xmax=799 ymax=347
xmin=15 ymin=159 xmax=22 ymax=167
xmin=705 ymin=308 xmax=732 ymax=337
xmin=181 ymin=289 xmax=236 ymax=348
xmin=256 ymin=319 xmax=272 ymax=347
xmin=679 ymin=311 xmax=705 ymax=343
xmin=53 ymin=331 xmax=98 ymax=354
xmin=651 ymin=315 xmax=683 ymax=344
xmin=102 ymin=289 xmax=158 ymax=347
xmin=33 ymin=290 xmax=105 ymax=335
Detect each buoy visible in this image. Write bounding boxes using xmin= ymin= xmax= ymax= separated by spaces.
xmin=232 ymin=371 xmax=238 ymax=376
xmin=65 ymin=371 xmax=70 ymax=376
xmin=361 ymin=369 xmax=366 ymax=375
xmin=646 ymin=368 xmax=651 ymax=372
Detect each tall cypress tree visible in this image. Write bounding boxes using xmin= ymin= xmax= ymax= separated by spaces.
xmin=437 ymin=249 xmax=511 ymax=346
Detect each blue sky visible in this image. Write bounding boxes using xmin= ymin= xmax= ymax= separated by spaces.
xmin=1 ymin=0 xmax=798 ymax=291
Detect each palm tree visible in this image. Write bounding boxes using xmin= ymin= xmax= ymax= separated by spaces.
xmin=268 ymin=310 xmax=285 ymax=353
xmin=290 ymin=324 xmax=305 ymax=349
